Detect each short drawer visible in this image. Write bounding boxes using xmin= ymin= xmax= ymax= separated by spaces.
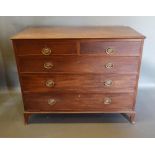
xmin=80 ymin=41 xmax=141 ymax=56
xmin=20 ymin=74 xmax=137 ymax=93
xmin=23 ymin=93 xmax=134 ymax=112
xmin=14 ymin=39 xmax=77 ymax=55
xmin=18 ymin=56 xmax=139 ymax=74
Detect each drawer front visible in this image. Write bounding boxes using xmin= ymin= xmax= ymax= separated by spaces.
xmin=80 ymin=41 xmax=141 ymax=56
xmin=18 ymin=56 xmax=139 ymax=74
xmin=14 ymin=40 xmax=77 ymax=55
xmin=23 ymin=93 xmax=134 ymax=112
xmin=20 ymin=74 xmax=137 ymax=93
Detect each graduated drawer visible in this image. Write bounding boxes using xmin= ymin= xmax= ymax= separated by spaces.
xmin=20 ymin=74 xmax=137 ymax=93
xmin=14 ymin=39 xmax=77 ymax=55
xmin=18 ymin=56 xmax=139 ymax=74
xmin=80 ymin=41 xmax=141 ymax=56
xmin=23 ymin=93 xmax=134 ymax=112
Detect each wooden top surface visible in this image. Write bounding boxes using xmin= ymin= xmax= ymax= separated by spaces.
xmin=11 ymin=26 xmax=145 ymax=39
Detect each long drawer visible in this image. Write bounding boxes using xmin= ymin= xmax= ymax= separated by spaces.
xmin=18 ymin=56 xmax=139 ymax=74
xmin=23 ymin=93 xmax=134 ymax=112
xmin=20 ymin=74 xmax=137 ymax=93
xmin=80 ymin=41 xmax=141 ymax=56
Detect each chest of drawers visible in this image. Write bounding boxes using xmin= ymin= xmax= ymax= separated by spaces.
xmin=11 ymin=26 xmax=145 ymax=124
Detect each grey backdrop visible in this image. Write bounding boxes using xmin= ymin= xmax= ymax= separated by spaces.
xmin=0 ymin=16 xmax=155 ymax=92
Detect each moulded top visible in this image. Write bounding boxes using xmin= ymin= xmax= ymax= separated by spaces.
xmin=11 ymin=26 xmax=145 ymax=39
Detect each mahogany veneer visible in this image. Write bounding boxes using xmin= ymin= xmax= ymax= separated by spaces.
xmin=11 ymin=26 xmax=145 ymax=124
xmin=18 ymin=56 xmax=139 ymax=74
xmin=20 ymin=74 xmax=137 ymax=93
xmin=23 ymin=93 xmax=134 ymax=112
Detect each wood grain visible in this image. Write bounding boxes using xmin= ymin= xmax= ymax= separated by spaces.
xmin=18 ymin=55 xmax=139 ymax=74
xmin=23 ymin=93 xmax=134 ymax=112
xmin=11 ymin=26 xmax=145 ymax=39
xmin=14 ymin=39 xmax=77 ymax=55
xmin=20 ymin=74 xmax=137 ymax=93
xmin=80 ymin=41 xmax=141 ymax=56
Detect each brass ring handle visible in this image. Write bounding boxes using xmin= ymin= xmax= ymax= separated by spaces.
xmin=104 ymin=80 xmax=113 ymax=87
xmin=41 ymin=47 xmax=51 ymax=55
xmin=48 ymin=98 xmax=56 ymax=106
xmin=104 ymin=97 xmax=112 ymax=104
xmin=105 ymin=62 xmax=114 ymax=69
xmin=44 ymin=62 xmax=53 ymax=69
xmin=45 ymin=80 xmax=55 ymax=87
xmin=105 ymin=48 xmax=115 ymax=55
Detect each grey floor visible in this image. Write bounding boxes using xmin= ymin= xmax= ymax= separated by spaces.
xmin=0 ymin=87 xmax=155 ymax=138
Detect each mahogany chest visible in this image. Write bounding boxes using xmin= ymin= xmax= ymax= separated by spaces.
xmin=11 ymin=26 xmax=145 ymax=124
